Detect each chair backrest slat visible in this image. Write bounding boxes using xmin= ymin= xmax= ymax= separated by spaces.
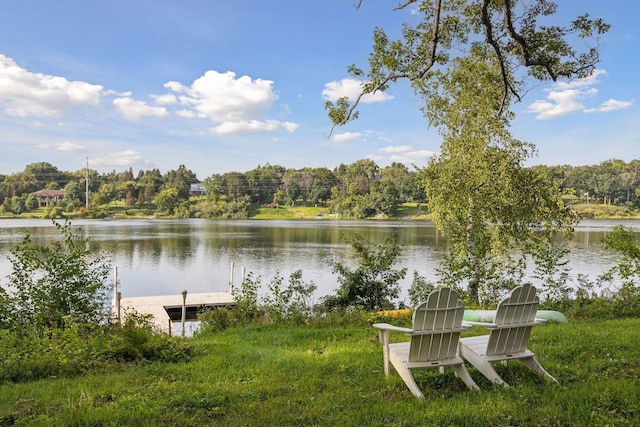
xmin=487 ymin=284 xmax=539 ymax=356
xmin=409 ymin=287 xmax=464 ymax=362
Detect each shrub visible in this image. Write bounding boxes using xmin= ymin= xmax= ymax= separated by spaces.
xmin=3 ymin=220 xmax=112 ymax=332
xmin=322 ymin=233 xmax=406 ymax=311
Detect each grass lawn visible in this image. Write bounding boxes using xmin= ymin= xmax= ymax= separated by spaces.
xmin=1 ymin=318 xmax=639 ymax=426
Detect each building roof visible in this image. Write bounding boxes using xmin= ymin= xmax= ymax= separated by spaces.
xmin=33 ymin=189 xmax=65 ymax=197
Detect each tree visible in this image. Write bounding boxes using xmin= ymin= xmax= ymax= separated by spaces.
xmin=324 ymin=234 xmax=406 ymax=310
xmin=326 ymin=1 xmax=605 ymax=303
xmin=3 ymin=221 xmax=112 ymax=331
xmin=326 ymin=0 xmax=609 ymax=130
xmin=420 ymin=47 xmax=578 ymax=303
xmin=63 ymin=180 xmax=84 ymax=210
xmin=163 ymin=165 xmax=197 ymax=200
xmin=309 ymin=167 xmax=336 ymax=206
xmin=153 ymin=188 xmax=180 ymax=215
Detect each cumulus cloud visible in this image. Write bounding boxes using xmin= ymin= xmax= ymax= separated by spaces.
xmin=0 ymin=54 xmax=102 ymax=117
xmin=526 ymin=70 xmax=633 ymax=119
xmin=322 ymin=78 xmax=394 ymax=104
xmin=151 ymin=93 xmax=178 ymax=105
xmin=590 ymin=99 xmax=634 ymax=113
xmin=158 ymin=70 xmax=298 ymax=134
xmin=56 ymin=141 xmax=85 ymax=152
xmin=379 ymin=145 xmax=412 ymax=153
xmin=367 ymin=145 xmax=435 ymax=167
xmin=90 ymin=149 xmax=148 ymax=168
xmin=113 ymin=97 xmax=169 ymax=121
xmin=211 ymin=119 xmax=299 ymax=135
xmin=331 ymin=131 xmax=363 ymax=143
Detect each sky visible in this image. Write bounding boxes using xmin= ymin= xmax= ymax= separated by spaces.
xmin=0 ymin=1 xmax=637 ymax=180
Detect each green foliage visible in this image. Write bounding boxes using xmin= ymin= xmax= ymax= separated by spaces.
xmin=322 ymin=233 xmax=406 ymax=311
xmin=3 ymin=220 xmax=112 ymax=332
xmin=153 ymin=187 xmax=180 ymax=215
xmin=601 ymin=225 xmax=640 ymax=284
xmin=261 ymin=270 xmax=317 ymax=324
xmin=418 ymin=47 xmax=578 ymax=304
xmin=229 ymin=272 xmax=264 ymax=325
xmin=532 ymin=243 xmax=573 ymax=302
xmin=407 ymin=271 xmax=436 ymax=307
xmin=0 ymin=314 xmax=192 ymax=383
xmin=200 ymin=270 xmax=317 ymax=333
xmin=326 ymin=1 xmax=608 ymax=128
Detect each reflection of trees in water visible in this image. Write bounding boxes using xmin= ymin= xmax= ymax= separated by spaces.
xmin=1 ymin=220 xmax=637 ymax=298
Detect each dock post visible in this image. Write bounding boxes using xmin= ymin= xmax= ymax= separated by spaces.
xmin=113 ymin=265 xmax=119 ymax=302
xmin=229 ymin=262 xmax=234 ymax=292
xmin=116 ymin=291 xmax=121 ymax=323
xmin=181 ymin=290 xmax=187 ymax=337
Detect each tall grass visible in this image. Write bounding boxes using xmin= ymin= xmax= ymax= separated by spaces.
xmin=1 ymin=318 xmax=638 ymax=426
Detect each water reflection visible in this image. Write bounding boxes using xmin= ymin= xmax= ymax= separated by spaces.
xmin=0 ymin=218 xmax=638 ymax=301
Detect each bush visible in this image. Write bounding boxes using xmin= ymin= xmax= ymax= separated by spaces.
xmin=0 ymin=316 xmax=192 ymax=383
xmin=3 ymin=220 xmax=112 ymax=332
xmin=322 ymin=233 xmax=406 ymax=311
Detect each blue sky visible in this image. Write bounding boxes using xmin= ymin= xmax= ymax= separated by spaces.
xmin=0 ymin=1 xmax=637 ymax=179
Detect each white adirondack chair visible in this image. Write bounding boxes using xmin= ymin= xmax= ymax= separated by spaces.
xmin=458 ymin=283 xmax=559 ymax=387
xmin=373 ymin=287 xmax=479 ymax=398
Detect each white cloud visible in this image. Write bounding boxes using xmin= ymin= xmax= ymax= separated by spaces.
xmin=0 ymin=54 xmax=102 ymax=117
xmin=331 ymin=131 xmax=362 ymax=143
xmin=56 ymin=141 xmax=85 ymax=152
xmin=113 ymin=97 xmax=168 ymax=120
xmin=595 ymin=99 xmax=634 ymax=112
xmin=322 ymin=78 xmax=394 ymax=104
xmin=151 ymin=93 xmax=178 ymax=105
xmin=526 ymin=69 xmax=633 ymax=119
xmin=369 ymin=146 xmax=435 ymax=167
xmin=161 ymin=70 xmax=298 ymax=135
xmin=379 ymin=145 xmax=412 ymax=153
xmin=90 ymin=149 xmax=148 ymax=168
xmin=211 ymin=119 xmax=299 ymax=135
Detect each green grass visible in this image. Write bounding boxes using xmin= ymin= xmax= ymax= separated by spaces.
xmin=1 ymin=319 xmax=639 ymax=426
xmin=252 ymin=205 xmax=333 ymax=219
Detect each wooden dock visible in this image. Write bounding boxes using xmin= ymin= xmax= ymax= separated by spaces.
xmin=115 ymin=291 xmax=236 ymax=335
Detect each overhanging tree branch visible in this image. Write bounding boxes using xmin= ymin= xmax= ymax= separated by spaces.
xmin=328 ymin=0 xmax=608 ymax=132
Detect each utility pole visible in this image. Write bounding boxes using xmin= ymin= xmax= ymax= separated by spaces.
xmin=85 ymin=157 xmax=89 ymax=210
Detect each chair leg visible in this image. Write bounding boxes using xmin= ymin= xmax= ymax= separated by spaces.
xmin=520 ymin=356 xmax=559 ymax=384
xmin=378 ymin=330 xmax=390 ymax=377
xmin=394 ymin=364 xmax=424 ymax=398
xmin=462 ymin=352 xmax=510 ymax=387
xmin=388 ymin=351 xmax=424 ymax=398
xmin=452 ymin=364 xmax=480 ymax=391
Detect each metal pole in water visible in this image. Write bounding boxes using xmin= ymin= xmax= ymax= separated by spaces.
xmin=229 ymin=262 xmax=234 ymax=292
xmin=113 ymin=265 xmax=118 ymax=304
xmin=116 ymin=291 xmax=121 ymax=323
xmin=181 ymin=290 xmax=187 ymax=338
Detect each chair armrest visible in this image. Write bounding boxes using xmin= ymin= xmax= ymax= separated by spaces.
xmin=374 ymin=323 xmax=472 ymax=336
xmin=463 ymin=319 xmax=548 ymax=330
xmin=372 ymin=323 xmax=413 ymax=334
xmin=462 ymin=320 xmax=496 ymax=328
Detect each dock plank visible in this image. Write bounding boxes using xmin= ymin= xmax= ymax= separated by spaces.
xmin=115 ymin=292 xmax=235 ymax=334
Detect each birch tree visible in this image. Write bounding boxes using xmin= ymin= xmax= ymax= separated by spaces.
xmin=326 ymin=1 xmax=606 ymax=303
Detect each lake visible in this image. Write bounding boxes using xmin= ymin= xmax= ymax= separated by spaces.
xmin=1 ymin=218 xmax=639 ymax=303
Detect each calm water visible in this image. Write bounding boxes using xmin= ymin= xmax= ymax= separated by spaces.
xmin=1 ymin=218 xmax=639 ymax=303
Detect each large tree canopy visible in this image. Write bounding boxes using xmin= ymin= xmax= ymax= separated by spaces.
xmin=326 ymin=0 xmax=609 ymax=129
xmin=327 ymin=0 xmax=607 ymax=303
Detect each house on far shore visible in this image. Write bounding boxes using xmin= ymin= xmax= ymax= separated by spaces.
xmin=189 ymin=183 xmax=205 ymax=197
xmin=33 ymin=189 xmax=65 ymax=207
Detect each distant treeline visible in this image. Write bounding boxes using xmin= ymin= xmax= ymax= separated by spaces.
xmin=1 ymin=158 xmax=639 ymax=218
